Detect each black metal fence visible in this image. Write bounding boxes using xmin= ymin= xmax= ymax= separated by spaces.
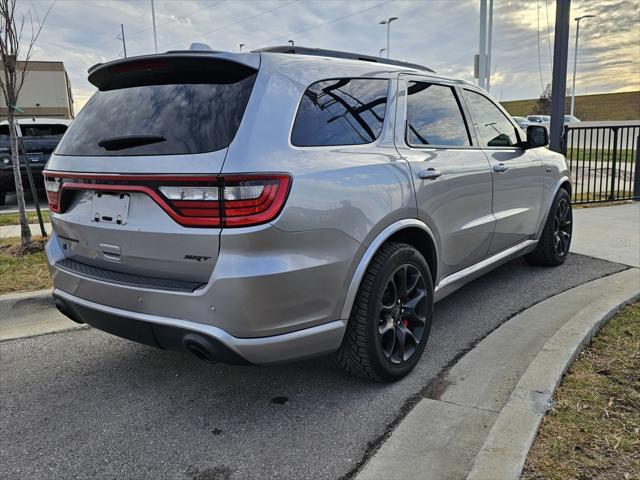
xmin=562 ymin=123 xmax=640 ymax=204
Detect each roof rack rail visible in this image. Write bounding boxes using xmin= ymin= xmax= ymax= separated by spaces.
xmin=252 ymin=46 xmax=434 ymax=73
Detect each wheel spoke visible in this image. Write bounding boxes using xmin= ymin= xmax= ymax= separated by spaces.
xmin=405 ymin=269 xmax=420 ymax=295
xmin=380 ymin=326 xmax=395 ymax=358
xmin=394 ymin=266 xmax=408 ymax=299
xmin=381 ymin=280 xmax=397 ymax=311
xmin=402 ymin=289 xmax=427 ymax=319
xmin=378 ymin=315 xmax=394 ymax=335
xmin=394 ymin=324 xmax=406 ymax=361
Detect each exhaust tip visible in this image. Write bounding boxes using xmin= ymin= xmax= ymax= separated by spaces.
xmin=183 ymin=334 xmax=216 ymax=364
xmin=54 ymin=297 xmax=85 ymax=324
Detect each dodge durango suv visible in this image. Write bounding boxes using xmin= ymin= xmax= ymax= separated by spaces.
xmin=45 ymin=46 xmax=573 ymax=381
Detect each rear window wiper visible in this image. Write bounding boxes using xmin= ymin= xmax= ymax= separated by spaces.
xmin=98 ymin=135 xmax=166 ymax=151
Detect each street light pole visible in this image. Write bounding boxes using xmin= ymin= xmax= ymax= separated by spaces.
xmin=478 ymin=0 xmax=487 ymax=89
xmin=150 ymin=0 xmax=158 ymax=53
xmin=570 ymin=14 xmax=595 ymax=116
xmin=379 ymin=17 xmax=398 ymax=59
xmin=239 ymin=43 xmax=245 ymax=52
xmin=549 ymin=0 xmax=572 ymax=153
xmin=379 ymin=48 xmax=387 ymax=57
xmin=117 ymin=24 xmax=127 ymax=58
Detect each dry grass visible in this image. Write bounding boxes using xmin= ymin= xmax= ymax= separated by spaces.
xmin=502 ymin=91 xmax=640 ymax=121
xmin=522 ymin=302 xmax=640 ymax=480
xmin=0 ymin=210 xmax=50 ymax=226
xmin=0 ymin=236 xmax=51 ymax=294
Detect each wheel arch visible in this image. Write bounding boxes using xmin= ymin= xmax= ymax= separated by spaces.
xmin=340 ymin=219 xmax=438 ymax=320
xmin=536 ymin=175 xmax=572 ymax=239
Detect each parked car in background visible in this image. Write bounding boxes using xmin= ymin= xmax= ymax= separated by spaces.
xmin=527 ymin=115 xmax=550 ymax=123
xmin=564 ymin=115 xmax=581 ymax=123
xmin=0 ymin=117 xmax=72 ymax=205
xmin=45 ymin=46 xmax=572 ymax=382
xmin=512 ymin=116 xmax=533 ymax=130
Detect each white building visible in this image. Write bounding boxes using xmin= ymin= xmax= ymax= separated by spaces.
xmin=1 ymin=61 xmax=74 ymax=119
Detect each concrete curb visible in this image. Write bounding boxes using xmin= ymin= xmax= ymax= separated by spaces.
xmin=0 ymin=288 xmax=85 ymax=341
xmin=0 ymin=288 xmax=54 ymax=312
xmin=466 ymin=270 xmax=640 ymax=479
xmin=355 ymin=268 xmax=640 ymax=480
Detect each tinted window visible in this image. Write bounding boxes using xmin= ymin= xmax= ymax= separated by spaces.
xmin=0 ymin=124 xmax=67 ymax=140
xmin=291 ymin=78 xmax=388 ymax=146
xmin=56 ymin=74 xmax=256 ymax=156
xmin=406 ymin=82 xmax=470 ymax=146
xmin=21 ymin=124 xmax=68 ymax=138
xmin=465 ymin=90 xmax=519 ymax=147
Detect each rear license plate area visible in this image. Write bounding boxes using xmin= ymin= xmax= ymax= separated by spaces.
xmin=91 ymin=192 xmax=130 ymax=225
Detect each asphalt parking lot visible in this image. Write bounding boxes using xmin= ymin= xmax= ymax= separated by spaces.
xmin=0 ymin=254 xmax=627 ymax=480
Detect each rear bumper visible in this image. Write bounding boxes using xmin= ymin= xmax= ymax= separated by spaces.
xmin=53 ymin=288 xmax=346 ymax=365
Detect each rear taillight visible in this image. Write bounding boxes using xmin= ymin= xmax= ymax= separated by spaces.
xmin=222 ymin=175 xmax=291 ymax=227
xmin=42 ymin=172 xmax=291 ymax=228
xmin=159 ymin=185 xmax=221 ymax=225
xmin=44 ymin=176 xmax=62 ymax=212
xmin=157 ymin=175 xmax=290 ymax=227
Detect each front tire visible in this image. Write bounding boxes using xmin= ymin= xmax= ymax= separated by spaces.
xmin=526 ymin=188 xmax=572 ymax=266
xmin=336 ymin=242 xmax=434 ymax=382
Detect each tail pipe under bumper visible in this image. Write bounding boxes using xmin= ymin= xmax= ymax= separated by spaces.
xmin=51 ymin=290 xmax=347 ymax=366
xmin=53 ymin=293 xmax=250 ymax=365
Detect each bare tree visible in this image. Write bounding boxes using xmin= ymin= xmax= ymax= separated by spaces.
xmin=0 ymin=0 xmax=53 ymax=245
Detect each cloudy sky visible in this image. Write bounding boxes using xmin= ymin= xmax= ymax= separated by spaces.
xmin=20 ymin=0 xmax=640 ymax=112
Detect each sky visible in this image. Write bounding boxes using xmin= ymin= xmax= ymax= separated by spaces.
xmin=19 ymin=0 xmax=640 ymax=112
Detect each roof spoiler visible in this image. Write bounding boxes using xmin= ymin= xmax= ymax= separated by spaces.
xmin=87 ymin=52 xmax=260 ymax=91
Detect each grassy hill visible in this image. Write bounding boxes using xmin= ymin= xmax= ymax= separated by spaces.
xmin=501 ymin=91 xmax=640 ymax=121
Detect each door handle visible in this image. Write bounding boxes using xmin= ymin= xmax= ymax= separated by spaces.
xmin=493 ymin=163 xmax=509 ymax=173
xmin=418 ymin=168 xmax=442 ymax=180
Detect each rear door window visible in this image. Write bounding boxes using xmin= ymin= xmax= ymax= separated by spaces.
xmin=56 ymin=59 xmax=257 ymax=156
xmin=291 ymin=78 xmax=388 ymax=147
xmin=405 ymin=82 xmax=470 ymax=147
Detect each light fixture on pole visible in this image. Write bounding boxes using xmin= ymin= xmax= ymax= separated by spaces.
xmin=570 ymin=14 xmax=595 ymax=117
xmin=239 ymin=43 xmax=245 ymax=52
xmin=288 ymin=40 xmax=294 ymax=46
xmin=379 ymin=48 xmax=387 ymax=57
xmin=379 ymin=17 xmax=398 ymax=59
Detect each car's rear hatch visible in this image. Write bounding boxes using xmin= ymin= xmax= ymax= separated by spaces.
xmin=45 ymin=52 xmax=260 ymax=287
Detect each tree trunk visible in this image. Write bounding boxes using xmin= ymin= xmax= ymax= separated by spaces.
xmin=8 ymin=112 xmax=32 ymax=245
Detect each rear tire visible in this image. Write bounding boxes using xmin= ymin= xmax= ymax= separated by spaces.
xmin=336 ymin=242 xmax=434 ymax=382
xmin=526 ymin=188 xmax=572 ymax=266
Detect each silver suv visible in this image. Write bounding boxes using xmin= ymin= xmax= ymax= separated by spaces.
xmin=45 ymin=46 xmax=572 ymax=381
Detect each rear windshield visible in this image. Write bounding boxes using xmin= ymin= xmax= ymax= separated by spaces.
xmin=56 ymin=64 xmax=257 ymax=156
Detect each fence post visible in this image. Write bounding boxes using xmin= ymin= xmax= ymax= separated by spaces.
xmin=609 ymin=127 xmax=618 ymax=200
xmin=634 ymin=133 xmax=640 ymax=200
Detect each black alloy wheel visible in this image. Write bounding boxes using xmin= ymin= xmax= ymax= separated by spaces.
xmin=378 ymin=264 xmax=428 ymax=364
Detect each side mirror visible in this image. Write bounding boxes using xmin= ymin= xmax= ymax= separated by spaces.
xmin=525 ymin=125 xmax=548 ymax=149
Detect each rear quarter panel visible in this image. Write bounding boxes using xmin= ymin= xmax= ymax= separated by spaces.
xmin=220 ymin=57 xmax=416 ymax=326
